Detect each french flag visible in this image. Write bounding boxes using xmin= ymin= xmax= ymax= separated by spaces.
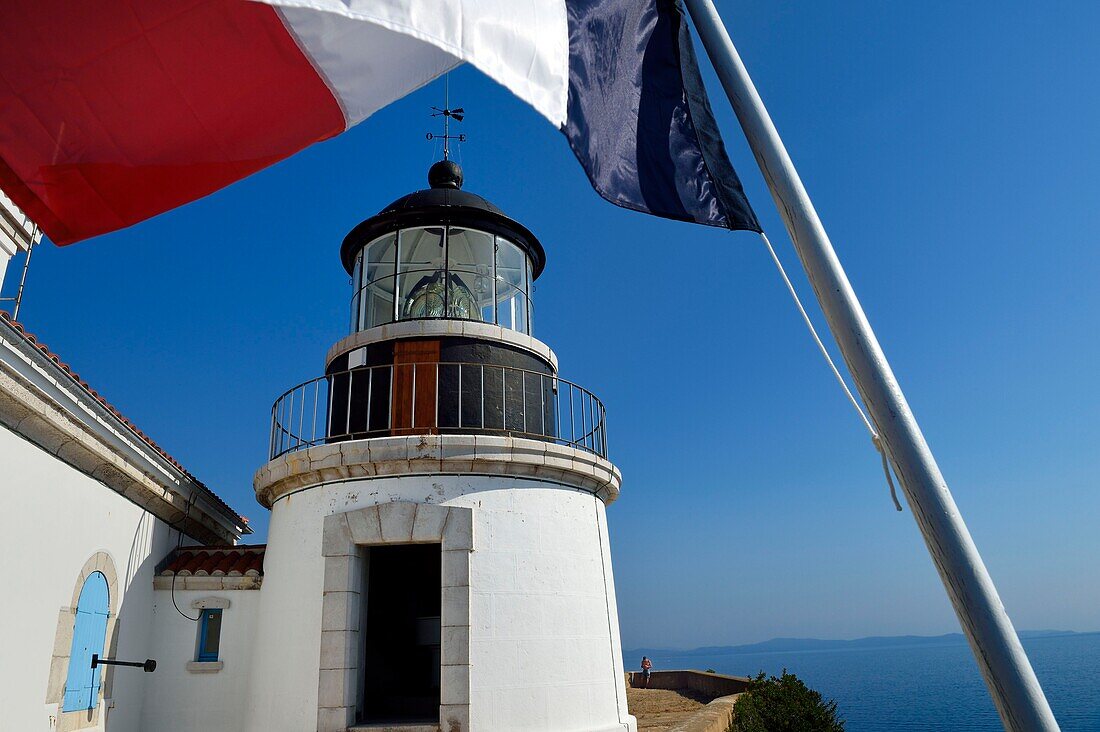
xmin=0 ymin=0 xmax=759 ymax=246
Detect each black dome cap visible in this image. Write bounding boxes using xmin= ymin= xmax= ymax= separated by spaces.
xmin=428 ymin=159 xmax=463 ymax=189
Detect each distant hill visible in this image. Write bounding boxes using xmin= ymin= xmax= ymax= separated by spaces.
xmin=626 ymin=629 xmax=1089 ymax=659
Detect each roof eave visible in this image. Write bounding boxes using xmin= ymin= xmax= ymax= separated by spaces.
xmin=0 ymin=314 xmax=250 ymax=542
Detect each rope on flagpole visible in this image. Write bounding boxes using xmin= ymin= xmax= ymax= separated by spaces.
xmin=761 ymin=232 xmax=903 ymax=511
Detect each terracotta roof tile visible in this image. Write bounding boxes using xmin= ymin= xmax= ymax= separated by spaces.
xmin=227 ymin=553 xmax=255 ymax=576
xmin=159 ymin=545 xmax=266 ymax=577
xmin=0 ymin=312 xmax=249 ymax=530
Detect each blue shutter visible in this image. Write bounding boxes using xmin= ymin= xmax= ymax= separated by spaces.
xmin=62 ymin=572 xmax=109 ymax=712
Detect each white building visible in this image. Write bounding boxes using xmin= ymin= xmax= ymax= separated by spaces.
xmin=0 ymin=312 xmax=250 ymax=732
xmin=1 ymin=160 xmax=634 ymax=732
xmin=0 ymin=189 xmax=41 ymax=311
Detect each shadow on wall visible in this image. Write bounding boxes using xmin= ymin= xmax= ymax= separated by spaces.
xmin=108 ymin=512 xmax=173 ymax=729
xmin=46 ymin=510 xmax=172 ymax=731
xmin=125 ymin=512 xmax=157 ymax=589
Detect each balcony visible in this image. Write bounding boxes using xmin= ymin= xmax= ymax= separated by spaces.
xmin=269 ymin=362 xmax=607 ymax=461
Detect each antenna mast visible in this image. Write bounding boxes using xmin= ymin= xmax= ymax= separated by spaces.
xmin=426 ymin=76 xmax=466 ymax=161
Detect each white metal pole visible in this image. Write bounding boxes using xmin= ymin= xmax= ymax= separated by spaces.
xmin=681 ymin=1 xmax=1059 ymax=730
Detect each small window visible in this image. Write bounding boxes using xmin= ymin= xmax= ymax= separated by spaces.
xmin=196 ymin=609 xmax=223 ymax=662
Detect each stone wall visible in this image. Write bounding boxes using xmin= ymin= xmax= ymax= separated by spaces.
xmin=627 ymin=669 xmax=751 ymax=698
xmin=670 ymin=695 xmax=740 ymax=732
xmin=627 ymin=671 xmax=750 ymax=732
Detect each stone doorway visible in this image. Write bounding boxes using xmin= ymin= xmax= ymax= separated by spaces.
xmin=361 ymin=543 xmax=442 ymax=724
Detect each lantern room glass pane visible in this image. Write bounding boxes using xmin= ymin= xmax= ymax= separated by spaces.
xmin=350 ymin=251 xmax=363 ymax=331
xmin=365 ymin=233 xmax=397 ymax=283
xmin=526 ymin=257 xmax=534 ymax=331
xmin=397 ymin=227 xmax=446 ymax=321
xmin=495 ymin=237 xmax=525 ymax=292
xmin=352 ymin=251 xmax=363 ymax=292
xmin=355 ymin=233 xmax=398 ymax=330
xmin=398 ymin=227 xmax=445 ymax=273
xmin=496 ymin=282 xmax=529 ymax=334
xmin=496 ymin=237 xmax=529 ymax=333
xmin=446 ymin=227 xmax=495 ymax=323
xmin=362 ymin=276 xmax=397 ymax=329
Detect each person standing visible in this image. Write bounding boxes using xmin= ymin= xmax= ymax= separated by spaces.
xmin=640 ymin=656 xmax=653 ymax=688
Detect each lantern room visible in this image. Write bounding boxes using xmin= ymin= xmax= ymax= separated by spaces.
xmin=341 ymin=160 xmax=545 ymax=336
xmin=267 ymin=160 xmax=607 ymax=460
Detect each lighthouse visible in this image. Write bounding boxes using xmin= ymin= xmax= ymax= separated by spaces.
xmin=245 ymin=159 xmax=635 ymax=732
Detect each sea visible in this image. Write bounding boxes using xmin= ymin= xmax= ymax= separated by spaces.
xmin=636 ymin=632 xmax=1100 ymax=731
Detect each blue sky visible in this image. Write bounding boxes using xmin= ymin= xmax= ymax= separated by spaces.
xmin=5 ymin=0 xmax=1099 ymax=650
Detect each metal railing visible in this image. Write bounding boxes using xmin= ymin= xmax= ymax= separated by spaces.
xmin=269 ymin=362 xmax=607 ymax=460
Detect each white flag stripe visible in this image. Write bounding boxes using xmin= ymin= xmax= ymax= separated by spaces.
xmin=265 ymin=0 xmax=569 ymax=126
xmin=277 ymin=6 xmax=459 ymax=128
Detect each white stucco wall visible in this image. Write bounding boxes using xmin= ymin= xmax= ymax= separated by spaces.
xmin=0 ymin=425 xmax=174 ymax=731
xmin=244 ymin=473 xmax=633 ymax=732
xmin=141 ymin=589 xmax=262 ymax=731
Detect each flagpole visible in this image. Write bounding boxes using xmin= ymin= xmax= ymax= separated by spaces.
xmin=681 ymin=1 xmax=1058 ymax=729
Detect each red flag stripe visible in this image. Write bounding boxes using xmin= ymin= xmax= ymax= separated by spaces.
xmin=0 ymin=0 xmax=344 ymax=245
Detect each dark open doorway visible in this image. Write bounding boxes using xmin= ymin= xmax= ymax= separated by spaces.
xmin=361 ymin=543 xmax=442 ymax=723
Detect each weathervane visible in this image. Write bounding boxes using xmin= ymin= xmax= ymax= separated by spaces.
xmin=426 ymin=75 xmax=465 ymax=160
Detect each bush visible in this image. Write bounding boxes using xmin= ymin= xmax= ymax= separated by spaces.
xmin=729 ymin=671 xmax=844 ymax=732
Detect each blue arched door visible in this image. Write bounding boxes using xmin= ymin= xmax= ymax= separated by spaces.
xmin=62 ymin=571 xmax=109 ymax=712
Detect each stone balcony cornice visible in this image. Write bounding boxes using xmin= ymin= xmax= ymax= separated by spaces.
xmin=253 ymin=434 xmax=621 ymax=508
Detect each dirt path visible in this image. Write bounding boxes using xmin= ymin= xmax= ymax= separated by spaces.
xmin=626 ymin=686 xmax=714 ymax=731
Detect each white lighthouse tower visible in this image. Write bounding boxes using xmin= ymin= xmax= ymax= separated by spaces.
xmin=245 ymin=159 xmax=635 ymax=732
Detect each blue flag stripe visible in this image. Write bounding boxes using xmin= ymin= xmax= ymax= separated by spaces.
xmin=562 ymin=0 xmax=760 ymax=232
